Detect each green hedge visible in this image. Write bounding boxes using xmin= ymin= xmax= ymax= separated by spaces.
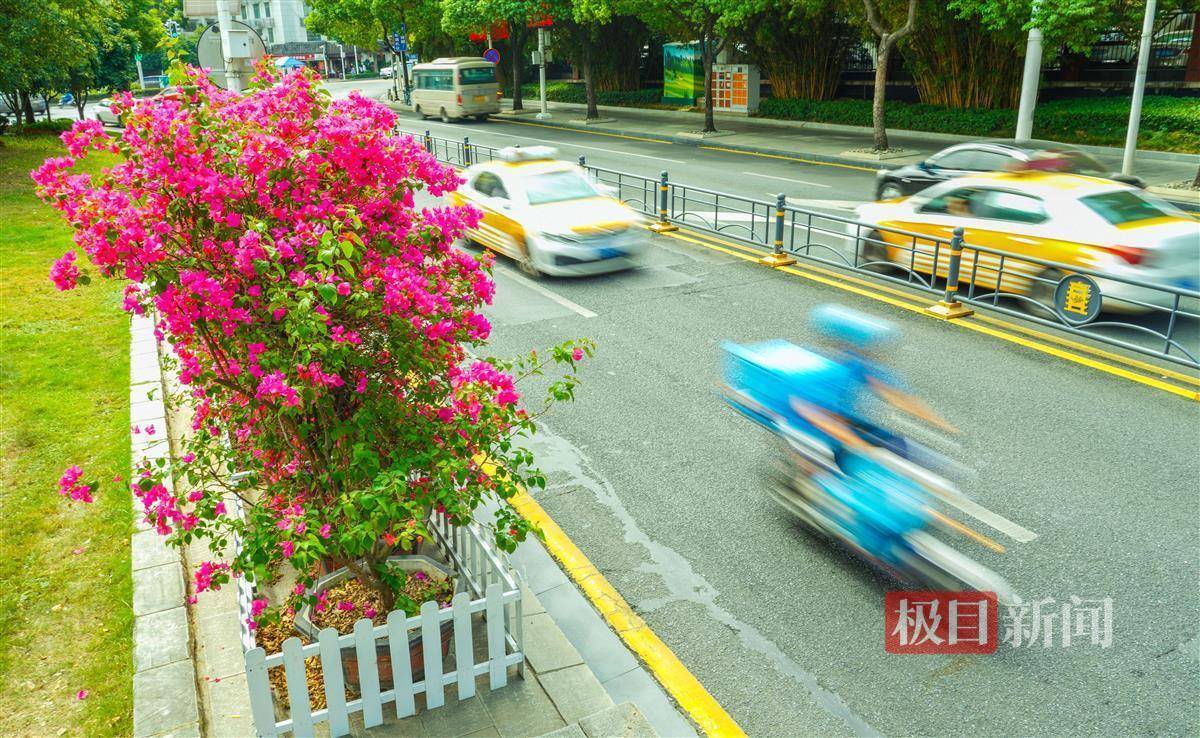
xmin=509 ymin=82 xmax=662 ymax=108
xmin=3 ymin=118 xmax=75 ymax=136
xmin=757 ymin=96 xmax=1200 ymax=153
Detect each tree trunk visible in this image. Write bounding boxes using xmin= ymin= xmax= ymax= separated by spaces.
xmin=1193 ymin=165 xmax=1200 ymax=189
xmin=73 ymin=88 xmax=87 ymax=120
xmin=19 ymin=90 xmax=34 ymax=125
xmin=702 ymin=29 xmax=716 ymax=133
xmin=583 ymin=37 xmax=598 ymax=120
xmin=41 ymin=93 xmax=51 ymax=121
xmin=511 ymin=25 xmax=527 ymax=111
xmin=871 ymin=39 xmax=892 ymax=151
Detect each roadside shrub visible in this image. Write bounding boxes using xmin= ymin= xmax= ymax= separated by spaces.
xmin=757 ymin=95 xmax=1200 ymax=153
xmin=7 ymin=118 xmax=76 ymax=136
xmin=34 ymin=65 xmax=592 ymax=620
xmin=507 ymin=82 xmax=661 ymax=108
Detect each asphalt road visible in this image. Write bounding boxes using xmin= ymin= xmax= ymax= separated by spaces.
xmin=390 ymin=91 xmax=1200 ymax=733
xmin=469 ymin=230 xmax=1199 ymax=737
xmin=340 ymin=80 xmax=1194 ymax=368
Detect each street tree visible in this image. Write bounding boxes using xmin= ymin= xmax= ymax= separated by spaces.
xmin=442 ymin=0 xmax=537 ymax=111
xmin=859 ymin=0 xmax=918 ymax=150
xmin=739 ymin=0 xmax=854 ymax=100
xmin=307 ymin=0 xmax=461 ymax=86
xmin=633 ymin=0 xmax=765 ymax=133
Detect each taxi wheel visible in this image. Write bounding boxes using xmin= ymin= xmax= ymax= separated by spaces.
xmin=1020 ymin=268 xmax=1063 ymax=319
xmin=517 ymin=246 xmax=541 ymax=278
xmin=440 ymin=108 xmax=452 ymax=123
xmin=414 ymin=104 xmax=424 ymax=119
xmin=474 ymin=114 xmax=489 ymax=122
xmin=859 ymin=230 xmax=888 ymax=270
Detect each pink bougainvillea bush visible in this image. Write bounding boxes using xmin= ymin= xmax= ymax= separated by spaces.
xmin=34 ymin=64 xmax=591 ymax=618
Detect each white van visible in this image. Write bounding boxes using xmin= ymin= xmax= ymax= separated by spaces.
xmin=411 ymin=57 xmax=501 ymax=122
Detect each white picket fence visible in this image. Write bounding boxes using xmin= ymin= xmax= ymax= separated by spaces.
xmin=236 ymin=513 xmax=525 ymax=738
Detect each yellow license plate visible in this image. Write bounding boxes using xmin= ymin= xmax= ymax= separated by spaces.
xmin=474 ymin=95 xmax=487 ymax=103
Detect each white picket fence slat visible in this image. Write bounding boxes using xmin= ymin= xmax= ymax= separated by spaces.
xmin=319 ymin=628 xmax=349 ymax=736
xmin=238 ymin=515 xmax=525 ymax=737
xmin=386 ymin=609 xmax=416 ymax=719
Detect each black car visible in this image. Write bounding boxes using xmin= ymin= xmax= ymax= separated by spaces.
xmin=874 ymin=140 xmax=1145 ymax=201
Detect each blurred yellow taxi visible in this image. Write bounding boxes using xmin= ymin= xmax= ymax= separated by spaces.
xmin=854 ymin=171 xmax=1199 ymax=312
xmin=451 ymin=147 xmax=646 ymax=277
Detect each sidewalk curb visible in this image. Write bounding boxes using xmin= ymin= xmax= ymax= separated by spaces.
xmin=379 ymin=96 xmax=891 ymax=173
xmin=129 ymin=314 xmax=202 ymax=738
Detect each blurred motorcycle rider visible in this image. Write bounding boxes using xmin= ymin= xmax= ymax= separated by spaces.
xmin=788 ymin=304 xmax=953 ymax=470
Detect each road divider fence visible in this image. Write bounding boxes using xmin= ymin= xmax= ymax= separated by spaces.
xmin=411 ymin=130 xmax=1200 ymax=371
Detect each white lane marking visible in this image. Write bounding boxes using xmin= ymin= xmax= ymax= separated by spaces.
xmin=394 ymin=120 xmax=687 ymax=164
xmin=938 ymin=493 xmax=1039 ymax=543
xmin=744 ymin=172 xmax=832 ymax=188
xmin=494 ymin=266 xmax=598 ymax=318
xmin=782 ymin=196 xmax=864 ymax=211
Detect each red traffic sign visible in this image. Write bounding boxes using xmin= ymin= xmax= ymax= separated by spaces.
xmin=483 ymin=48 xmax=500 ymax=64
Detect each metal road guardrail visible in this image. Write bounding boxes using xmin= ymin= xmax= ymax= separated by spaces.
xmin=411 ymin=130 xmax=1200 ymax=371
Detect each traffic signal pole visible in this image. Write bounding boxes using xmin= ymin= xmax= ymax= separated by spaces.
xmin=216 ymin=0 xmax=242 ymax=93
xmin=535 ymin=27 xmax=550 ymax=120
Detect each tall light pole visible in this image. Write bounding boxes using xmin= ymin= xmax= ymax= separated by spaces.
xmin=1122 ymin=0 xmax=1158 ymax=175
xmin=216 ymin=0 xmax=242 ymax=93
xmin=1014 ymin=1 xmax=1042 ymax=141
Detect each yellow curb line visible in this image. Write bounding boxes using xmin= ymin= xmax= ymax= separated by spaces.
xmin=674 ymin=227 xmax=1200 ymax=388
xmin=658 ymin=228 xmax=1200 ymax=402
xmin=509 ymin=490 xmax=747 ymax=738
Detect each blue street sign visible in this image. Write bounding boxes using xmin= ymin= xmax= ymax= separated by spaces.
xmin=483 ymin=48 xmax=500 ymax=64
xmin=398 ymin=38 xmax=408 ymax=51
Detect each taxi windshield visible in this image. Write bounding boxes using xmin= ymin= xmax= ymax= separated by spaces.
xmin=524 ymin=170 xmax=599 ymax=205
xmin=1080 ymin=190 xmax=1182 ymax=225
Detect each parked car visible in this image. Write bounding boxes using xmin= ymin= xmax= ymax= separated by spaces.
xmin=875 ymin=141 xmax=1144 ymax=201
xmin=1088 ymin=28 xmax=1194 ymax=67
xmin=379 ymin=65 xmax=394 ymax=78
xmin=95 ymin=88 xmax=179 ymax=127
xmin=451 ymin=146 xmax=647 ymax=277
xmin=854 ymin=171 xmax=1198 ymax=314
xmin=0 ymin=96 xmax=49 ymax=115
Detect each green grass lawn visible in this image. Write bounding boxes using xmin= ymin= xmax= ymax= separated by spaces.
xmin=0 ymin=135 xmax=133 ymax=735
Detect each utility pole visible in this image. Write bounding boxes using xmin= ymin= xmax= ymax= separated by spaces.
xmin=216 ymin=0 xmax=242 ymax=93
xmin=535 ymin=27 xmax=550 ymax=120
xmin=1122 ymin=0 xmax=1158 ymax=175
xmin=353 ymin=45 xmax=359 ymax=75
xmin=399 ymin=23 xmax=411 ymax=106
xmin=135 ymin=53 xmax=146 ymax=88
xmin=339 ymin=44 xmax=346 ymax=78
xmin=1014 ymin=26 xmax=1042 ymax=140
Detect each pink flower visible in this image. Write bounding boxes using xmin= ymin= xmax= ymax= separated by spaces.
xmin=293 ymin=582 xmax=306 ymax=596
xmin=250 ymin=597 xmax=268 ymax=617
xmin=572 ymin=348 xmax=584 ymax=361
xmin=50 ymin=251 xmax=80 ymax=291
xmin=280 ymin=540 xmax=295 ymax=558
xmin=318 ymin=523 xmax=331 ymax=539
xmin=194 ymin=561 xmax=229 ymax=593
xmin=75 ymin=689 xmax=88 ymax=701
xmin=57 ymin=465 xmax=93 ymax=504
xmin=337 ymin=600 xmax=355 ymax=611
xmin=145 ymin=423 xmax=156 ymax=436
xmin=364 ymin=607 xmax=377 ymax=619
